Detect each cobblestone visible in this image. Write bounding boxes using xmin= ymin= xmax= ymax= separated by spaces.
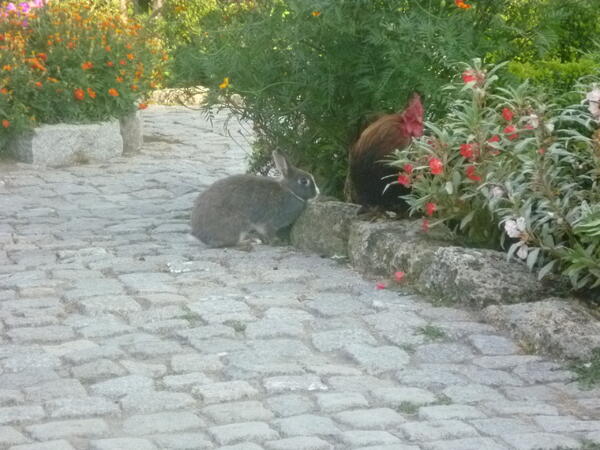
xmin=122 ymin=411 xmax=204 ymax=435
xmin=264 ymin=436 xmax=333 ymax=450
xmin=89 ymin=438 xmax=157 ymax=450
xmin=334 ymin=408 xmax=405 ymax=429
xmin=25 ymin=418 xmax=109 ymax=440
xmin=209 ymin=421 xmax=279 ymax=445
xmin=203 ymin=401 xmax=274 ymax=424
xmin=0 ymin=106 xmax=594 ymax=449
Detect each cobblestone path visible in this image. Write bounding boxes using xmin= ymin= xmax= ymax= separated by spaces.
xmin=1 ymin=106 xmax=599 ymax=450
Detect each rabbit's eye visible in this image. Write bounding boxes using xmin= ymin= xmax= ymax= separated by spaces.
xmin=299 ymin=177 xmax=310 ymax=186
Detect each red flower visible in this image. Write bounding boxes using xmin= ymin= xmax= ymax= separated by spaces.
xmin=138 ymin=103 xmax=149 ymax=110
xmin=81 ymin=61 xmax=93 ymax=70
xmin=403 ymin=163 xmax=414 ymax=174
xmin=37 ymin=52 xmax=47 ymax=61
xmin=73 ymin=88 xmax=85 ymax=101
xmin=488 ymin=135 xmax=500 ymax=143
xmin=375 ymin=282 xmax=386 ymax=290
xmin=503 ymin=125 xmax=519 ymax=140
xmin=106 ymin=61 xmax=114 ymax=67
xmin=2 ymin=119 xmax=9 ymax=128
xmin=465 ymin=165 xmax=482 ymax=182
xmin=108 ymin=88 xmax=119 ymax=97
xmin=87 ymin=88 xmax=96 ymax=99
xmin=397 ymin=174 xmax=411 ymax=187
xmin=460 ymin=143 xmax=474 ymax=159
xmin=421 ymin=218 xmax=430 ymax=232
xmin=502 ymin=107 xmax=514 ymax=121
xmin=394 ymin=271 xmax=406 ymax=283
xmin=425 ymin=202 xmax=437 ymax=216
xmin=462 ymin=70 xmax=477 ymax=83
xmin=428 ymin=158 xmax=443 ymax=175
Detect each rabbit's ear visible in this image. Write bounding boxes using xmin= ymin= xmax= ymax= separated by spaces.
xmin=272 ymin=151 xmax=290 ymax=177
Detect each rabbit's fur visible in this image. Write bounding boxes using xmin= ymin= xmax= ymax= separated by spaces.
xmin=191 ymin=151 xmax=318 ymax=248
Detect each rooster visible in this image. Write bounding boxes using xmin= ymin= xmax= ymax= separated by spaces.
xmin=347 ymin=93 xmax=424 ymax=212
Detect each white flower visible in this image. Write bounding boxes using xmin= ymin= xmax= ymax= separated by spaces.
xmin=504 ymin=217 xmax=526 ymax=239
xmin=504 ymin=217 xmax=530 ymax=260
xmin=516 ymin=242 xmax=529 ymax=260
xmin=523 ymin=113 xmax=539 ymax=129
xmin=491 ymin=186 xmax=505 ymax=198
xmin=586 ymin=88 xmax=600 ymax=120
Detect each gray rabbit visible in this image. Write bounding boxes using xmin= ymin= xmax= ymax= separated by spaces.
xmin=191 ymin=151 xmax=319 ymax=248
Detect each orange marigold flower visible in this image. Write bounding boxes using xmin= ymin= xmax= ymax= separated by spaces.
xmin=87 ymin=87 xmax=96 ymax=98
xmin=138 ymin=102 xmax=148 ymax=110
xmin=455 ymin=0 xmax=472 ymax=8
xmin=106 ymin=61 xmax=114 ymax=67
xmin=131 ymin=84 xmax=138 ymax=91
xmin=26 ymin=58 xmax=46 ymax=72
xmin=125 ymin=43 xmax=132 ymax=49
xmin=0 ymin=88 xmax=8 ymax=95
xmin=2 ymin=65 xmax=11 ymax=71
xmin=116 ymin=76 xmax=123 ymax=83
xmin=67 ymin=41 xmax=76 ymax=49
xmin=105 ymin=45 xmax=111 ymax=52
xmin=108 ymin=88 xmax=119 ymax=97
xmin=34 ymin=81 xmax=42 ymax=87
xmin=219 ymin=77 xmax=230 ymax=89
xmin=81 ymin=61 xmax=93 ymax=70
xmin=119 ymin=59 xmax=126 ymax=65
xmin=73 ymin=88 xmax=85 ymax=100
xmin=127 ymin=53 xmax=135 ymax=61
xmin=311 ymin=11 xmax=321 ymax=16
xmin=2 ymin=119 xmax=9 ymax=128
xmin=37 ymin=53 xmax=47 ymax=61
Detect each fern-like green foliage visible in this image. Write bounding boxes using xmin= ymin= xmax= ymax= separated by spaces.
xmin=194 ymin=0 xmax=600 ymax=196
xmin=197 ymin=0 xmax=499 ymax=196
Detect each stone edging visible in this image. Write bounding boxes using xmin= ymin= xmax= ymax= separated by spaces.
xmin=8 ymin=111 xmax=143 ymax=167
xmin=290 ymin=200 xmax=600 ymax=361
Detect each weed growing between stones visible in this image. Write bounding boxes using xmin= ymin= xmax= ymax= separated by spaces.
xmin=396 ymin=402 xmax=419 ymax=415
xmin=570 ymin=348 xmax=600 ymax=388
xmin=418 ymin=325 xmax=447 ymax=341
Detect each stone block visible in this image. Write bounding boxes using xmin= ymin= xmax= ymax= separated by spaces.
xmin=120 ymin=111 xmax=143 ymax=154
xmin=348 ymin=220 xmax=451 ymax=277
xmin=291 ymin=201 xmax=361 ymax=257
xmin=419 ymin=246 xmax=550 ymax=307
xmin=483 ymin=298 xmax=600 ymax=360
xmin=9 ymin=121 xmax=123 ymax=167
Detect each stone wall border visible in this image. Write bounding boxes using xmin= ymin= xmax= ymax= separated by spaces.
xmin=8 ymin=111 xmax=143 ymax=167
xmin=291 ymin=200 xmax=600 ymax=361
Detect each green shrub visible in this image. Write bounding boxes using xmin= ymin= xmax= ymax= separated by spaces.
xmin=198 ymin=0 xmax=502 ymax=196
xmin=508 ymin=58 xmax=600 ymax=105
xmin=0 ymin=0 xmax=166 ymax=151
xmin=390 ymin=59 xmax=600 ymax=291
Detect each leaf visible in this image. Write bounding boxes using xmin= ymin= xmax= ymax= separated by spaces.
xmin=445 ymin=181 xmax=454 ymax=195
xmin=538 ymin=259 xmax=557 ymax=280
xmin=460 ymin=211 xmax=475 ymax=230
xmin=526 ymin=247 xmax=541 ymax=270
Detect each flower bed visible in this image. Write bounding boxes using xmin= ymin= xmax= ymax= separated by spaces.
xmin=390 ymin=60 xmax=600 ymax=293
xmin=0 ymin=0 xmax=165 ymax=158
